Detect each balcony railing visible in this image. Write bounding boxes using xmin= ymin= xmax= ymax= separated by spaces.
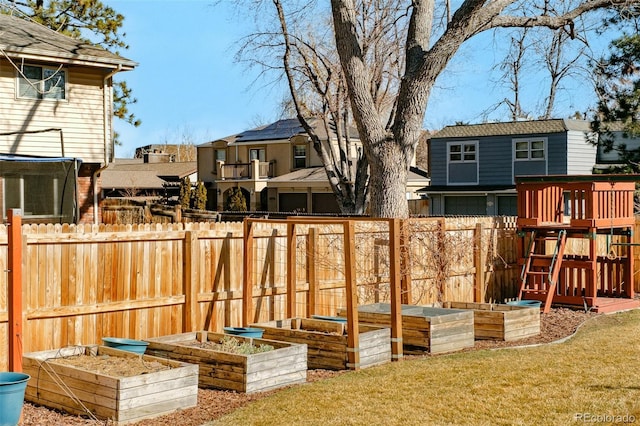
xmin=221 ymin=163 xmax=250 ymax=179
xmin=218 ymin=160 xmax=274 ymax=180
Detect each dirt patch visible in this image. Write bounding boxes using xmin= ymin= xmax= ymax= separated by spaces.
xmin=50 ymin=354 xmax=171 ymax=377
xmin=21 ymin=307 xmax=598 ymax=426
xmin=184 ymin=336 xmax=275 ymax=354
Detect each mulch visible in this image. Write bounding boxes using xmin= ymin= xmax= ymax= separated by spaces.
xmin=21 ymin=307 xmax=598 ymax=426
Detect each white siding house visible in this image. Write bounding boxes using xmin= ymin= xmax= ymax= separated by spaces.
xmin=0 ymin=13 xmax=136 ymax=223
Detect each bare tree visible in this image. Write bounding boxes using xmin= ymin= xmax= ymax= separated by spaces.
xmin=273 ymin=0 xmax=368 ymax=213
xmin=238 ymin=0 xmax=407 ymax=214
xmin=489 ymin=28 xmax=532 ymax=121
xmin=239 ymin=0 xmax=640 ymax=218
xmin=330 ymin=0 xmax=638 ymax=218
xmin=538 ymin=28 xmax=589 ymax=118
xmin=534 ymin=1 xmax=596 ymax=118
xmin=485 ymin=0 xmax=597 ymax=121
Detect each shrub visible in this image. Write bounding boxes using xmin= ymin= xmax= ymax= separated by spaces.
xmin=179 ymin=176 xmax=192 ymax=209
xmin=226 ymin=187 xmax=247 ymax=211
xmin=192 ymin=180 xmax=207 ymax=210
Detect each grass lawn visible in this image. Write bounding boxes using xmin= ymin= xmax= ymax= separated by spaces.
xmin=209 ymin=309 xmax=640 ymax=425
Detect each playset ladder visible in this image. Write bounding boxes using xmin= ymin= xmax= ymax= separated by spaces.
xmin=518 ymin=229 xmax=567 ymax=313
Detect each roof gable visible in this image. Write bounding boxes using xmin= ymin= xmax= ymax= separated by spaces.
xmin=0 ymin=13 xmax=136 ymax=69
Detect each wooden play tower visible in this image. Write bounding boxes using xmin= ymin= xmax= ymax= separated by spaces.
xmin=516 ymin=175 xmax=640 ymax=313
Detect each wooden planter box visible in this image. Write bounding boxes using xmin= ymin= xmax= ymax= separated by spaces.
xmin=337 ymin=303 xmax=475 ymax=354
xmin=252 ymin=318 xmax=391 ymax=370
xmin=144 ymin=331 xmax=307 ymax=393
xmin=23 ymin=345 xmax=198 ymax=425
xmin=443 ymin=301 xmax=541 ymax=341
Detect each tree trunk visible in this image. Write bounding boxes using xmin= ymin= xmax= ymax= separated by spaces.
xmin=367 ymin=141 xmax=410 ymax=218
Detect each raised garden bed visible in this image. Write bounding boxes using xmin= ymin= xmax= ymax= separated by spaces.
xmin=144 ymin=331 xmax=307 ymax=393
xmin=252 ymin=317 xmax=391 ymax=370
xmin=443 ymin=301 xmax=541 ymax=341
xmin=22 ymin=345 xmax=198 ymax=425
xmin=336 ymin=303 xmax=475 ymax=354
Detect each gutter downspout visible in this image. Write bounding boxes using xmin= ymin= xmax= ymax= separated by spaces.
xmin=93 ymin=65 xmax=122 ymax=225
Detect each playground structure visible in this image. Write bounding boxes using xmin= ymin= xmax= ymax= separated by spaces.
xmin=516 ymin=174 xmax=640 ymax=313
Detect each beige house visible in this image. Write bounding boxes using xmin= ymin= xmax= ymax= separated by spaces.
xmin=0 ymin=13 xmax=136 ymax=224
xmin=198 ymin=118 xmax=430 ymax=213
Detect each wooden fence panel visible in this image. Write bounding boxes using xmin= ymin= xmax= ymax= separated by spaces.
xmin=0 ymin=215 xmax=597 ymax=371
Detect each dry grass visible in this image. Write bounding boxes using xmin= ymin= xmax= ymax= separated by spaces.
xmin=209 ymin=310 xmax=640 ymax=425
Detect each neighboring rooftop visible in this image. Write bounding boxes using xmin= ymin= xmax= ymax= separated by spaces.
xmin=199 ymin=118 xmax=360 ymax=146
xmin=0 ymin=12 xmax=136 ymax=69
xmin=268 ymin=166 xmax=430 ymax=184
xmin=432 ymin=119 xmax=592 ymax=139
xmin=100 ymin=159 xmax=197 ymax=190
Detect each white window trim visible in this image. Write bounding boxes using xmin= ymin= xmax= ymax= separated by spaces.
xmin=16 ymin=64 xmax=68 ymax=101
xmin=446 ymin=140 xmax=479 ymax=185
xmin=249 ymin=147 xmax=266 ymax=162
xmin=292 ymin=144 xmax=306 ymax=169
xmin=512 ymin=137 xmax=548 ymax=183
xmin=447 ymin=141 xmax=478 ymax=163
xmin=513 ymin=137 xmax=547 ymax=162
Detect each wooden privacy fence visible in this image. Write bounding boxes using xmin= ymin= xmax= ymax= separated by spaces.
xmin=0 ymin=215 xmax=556 ymax=371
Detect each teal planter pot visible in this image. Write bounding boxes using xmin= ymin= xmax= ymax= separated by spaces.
xmin=0 ymin=372 xmax=30 ymax=426
xmin=223 ymin=327 xmax=264 ymax=338
xmin=102 ymin=337 xmax=149 ymax=354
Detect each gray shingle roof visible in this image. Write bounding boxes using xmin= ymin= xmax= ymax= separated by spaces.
xmin=100 ymin=160 xmax=196 ymax=189
xmin=432 ymin=119 xmax=591 ymax=139
xmin=0 ymin=13 xmax=136 ymax=69
xmin=268 ymin=166 xmax=430 ymax=184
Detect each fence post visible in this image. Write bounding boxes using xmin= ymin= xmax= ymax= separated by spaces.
xmin=8 ymin=209 xmax=23 ymax=372
xmin=286 ymin=222 xmax=297 ymax=318
xmin=389 ymin=219 xmax=404 ymax=361
xmin=183 ymin=230 xmax=198 ymax=331
xmin=343 ymin=220 xmax=360 ymax=370
xmin=400 ymin=220 xmax=412 ymax=304
xmin=242 ymin=220 xmax=254 ymax=326
xmin=474 ymin=222 xmax=484 ymax=303
xmin=306 ymin=228 xmax=318 ymax=317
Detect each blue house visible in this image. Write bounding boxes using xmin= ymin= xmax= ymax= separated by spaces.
xmin=421 ymin=119 xmax=596 ymax=215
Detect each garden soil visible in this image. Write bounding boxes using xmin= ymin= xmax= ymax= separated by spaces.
xmin=21 ymin=307 xmax=598 ymax=426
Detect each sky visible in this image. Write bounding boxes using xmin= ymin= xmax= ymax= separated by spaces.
xmin=109 ymin=0 xmax=608 ymax=159
xmin=110 ymin=0 xmax=286 ymax=158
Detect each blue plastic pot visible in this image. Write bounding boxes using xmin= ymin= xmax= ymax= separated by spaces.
xmin=223 ymin=327 xmax=264 ymax=338
xmin=102 ymin=337 xmax=149 ymax=354
xmin=506 ymin=300 xmax=542 ymax=308
xmin=0 ymin=372 xmax=30 ymax=426
xmin=311 ymin=315 xmax=348 ymax=323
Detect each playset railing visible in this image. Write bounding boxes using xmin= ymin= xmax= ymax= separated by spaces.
xmin=516 ymin=175 xmax=636 ymax=229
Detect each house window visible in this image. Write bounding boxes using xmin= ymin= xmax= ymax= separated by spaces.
xmin=448 ymin=142 xmax=476 ymax=163
xmin=293 ymin=145 xmax=306 ymax=169
xmin=18 ymin=65 xmax=66 ymax=100
xmin=249 ymin=148 xmax=265 ymax=162
xmin=514 ymin=139 xmax=545 ymax=160
xmin=1 ymin=160 xmax=77 ymax=222
xmin=215 ymin=149 xmax=226 ymax=162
